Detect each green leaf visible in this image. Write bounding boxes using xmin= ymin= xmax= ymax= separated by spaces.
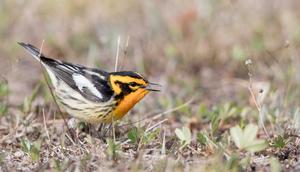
xmin=175 ymin=126 xmax=191 ymax=147
xmin=243 ymin=124 xmax=258 ymax=142
xmin=175 ymin=128 xmax=185 ymax=141
xmin=196 ymin=132 xmax=207 ymax=146
xmin=21 ymin=138 xmax=41 ymax=161
xmin=272 ymin=135 xmax=286 ymax=148
xmin=230 ymin=124 xmax=268 ymax=152
xmin=21 ymin=138 xmax=31 ymax=153
xmin=230 ymin=126 xmax=244 ymax=149
xmin=182 ymin=127 xmax=191 ymax=143
xmin=211 ymin=112 xmax=221 ymax=135
xmin=127 ymin=127 xmax=139 ymax=144
xmin=30 ymin=140 xmax=41 ymax=161
xmin=270 ymin=157 xmax=281 ymax=172
xmin=244 ymin=139 xmax=268 ymax=153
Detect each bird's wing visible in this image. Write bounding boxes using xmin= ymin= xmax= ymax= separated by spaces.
xmin=19 ymin=42 xmax=114 ymax=102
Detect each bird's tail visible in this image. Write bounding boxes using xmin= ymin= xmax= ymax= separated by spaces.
xmin=18 ymin=42 xmax=46 ymax=61
xmin=18 ymin=42 xmax=60 ymax=86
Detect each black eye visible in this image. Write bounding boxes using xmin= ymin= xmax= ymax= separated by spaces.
xmin=129 ymin=82 xmax=138 ymax=87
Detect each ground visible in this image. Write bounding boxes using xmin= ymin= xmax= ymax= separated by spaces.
xmin=0 ymin=0 xmax=300 ymax=171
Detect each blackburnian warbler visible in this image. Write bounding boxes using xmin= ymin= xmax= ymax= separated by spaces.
xmin=18 ymin=42 xmax=160 ymax=123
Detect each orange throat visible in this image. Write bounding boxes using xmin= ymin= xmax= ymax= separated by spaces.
xmin=113 ymin=89 xmax=149 ymax=120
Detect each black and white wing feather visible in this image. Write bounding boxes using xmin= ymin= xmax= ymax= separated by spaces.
xmin=18 ymin=42 xmax=114 ymax=102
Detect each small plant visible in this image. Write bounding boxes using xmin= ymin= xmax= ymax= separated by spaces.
xmin=21 ymin=138 xmax=41 ymax=161
xmin=142 ymin=128 xmax=160 ymax=145
xmin=175 ymin=126 xmax=191 ymax=149
xmin=127 ymin=127 xmax=160 ymax=145
xmin=127 ymin=127 xmax=140 ymax=144
xmin=271 ymin=135 xmax=287 ymax=149
xmin=208 ymin=103 xmax=243 ymax=136
xmin=106 ymin=138 xmax=120 ymax=160
xmin=210 ymin=108 xmax=221 ymax=135
xmin=230 ymin=124 xmax=268 ymax=152
xmin=196 ymin=132 xmax=207 ymax=146
xmin=219 ymin=103 xmax=239 ymax=121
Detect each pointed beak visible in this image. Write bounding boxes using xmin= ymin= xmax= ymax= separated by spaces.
xmin=144 ymin=82 xmax=161 ymax=92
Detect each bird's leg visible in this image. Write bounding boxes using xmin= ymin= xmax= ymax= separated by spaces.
xmin=96 ymin=123 xmax=112 ymax=142
xmin=96 ymin=123 xmax=105 ymax=141
xmin=103 ymin=123 xmax=112 ymax=137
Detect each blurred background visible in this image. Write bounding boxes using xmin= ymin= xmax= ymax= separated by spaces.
xmin=0 ymin=0 xmax=299 ymax=112
xmin=1 ymin=0 xmax=300 ymax=170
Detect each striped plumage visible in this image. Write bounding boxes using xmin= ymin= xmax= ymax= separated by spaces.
xmin=18 ymin=42 xmax=159 ymax=123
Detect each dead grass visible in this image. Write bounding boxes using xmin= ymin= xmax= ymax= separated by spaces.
xmin=1 ymin=0 xmax=300 ymax=171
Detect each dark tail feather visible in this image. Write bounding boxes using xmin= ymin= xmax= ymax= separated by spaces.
xmin=18 ymin=42 xmax=47 ymax=61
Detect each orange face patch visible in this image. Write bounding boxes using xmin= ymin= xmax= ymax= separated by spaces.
xmin=109 ymin=75 xmax=147 ymax=95
xmin=112 ymin=89 xmax=149 ymax=120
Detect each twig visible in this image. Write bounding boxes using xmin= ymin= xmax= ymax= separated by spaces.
xmin=161 ymin=128 xmax=166 ymax=155
xmin=119 ymin=36 xmax=130 ymax=71
xmin=245 ymin=59 xmax=270 ymax=139
xmin=114 ymin=36 xmax=121 ymax=72
xmin=145 ymin=118 xmax=168 ymax=133
xmin=42 ymin=108 xmax=51 ymax=141
xmin=152 ymin=97 xmax=194 ymax=120
xmin=65 ymin=133 xmax=76 ymax=145
xmin=39 ymin=40 xmax=44 ymax=57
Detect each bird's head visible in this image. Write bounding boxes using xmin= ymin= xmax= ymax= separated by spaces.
xmin=109 ymin=71 xmax=160 ymax=97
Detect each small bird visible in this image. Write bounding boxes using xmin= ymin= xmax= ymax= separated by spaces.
xmin=18 ymin=42 xmax=160 ymax=123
